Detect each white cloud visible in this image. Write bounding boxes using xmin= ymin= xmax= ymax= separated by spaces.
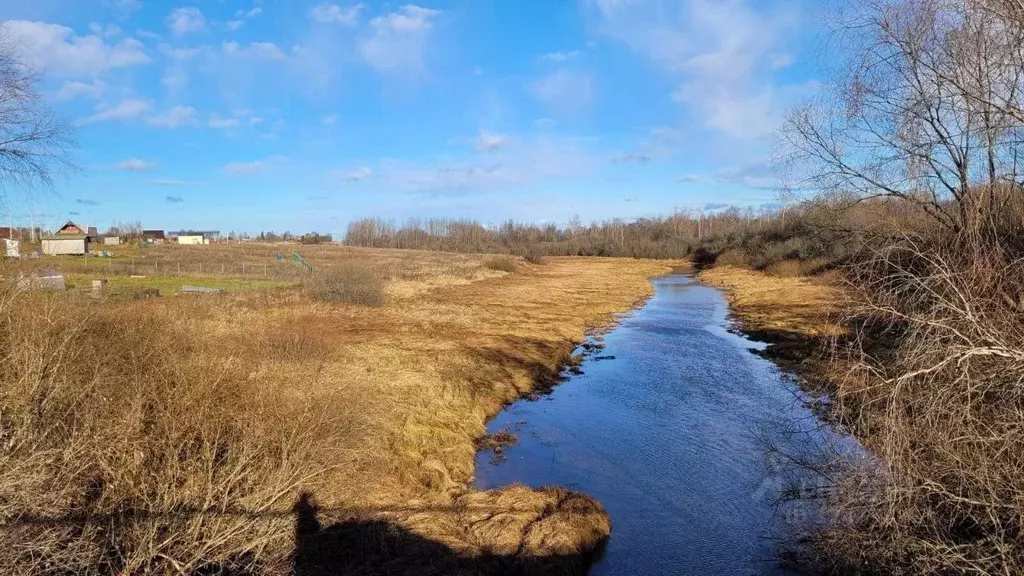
xmin=674 ymin=160 xmax=783 ymax=189
xmin=88 ymin=22 xmax=122 ymax=37
xmin=330 ymin=166 xmax=372 ymax=181
xmin=4 ymin=20 xmax=150 ymax=78
xmin=676 ymin=174 xmax=710 ymax=183
xmin=309 ymin=3 xmax=363 ymax=25
xmin=167 ymin=7 xmax=206 ymax=35
xmin=371 ymin=134 xmax=593 ymax=195
xmin=474 ymin=130 xmax=507 ymax=153
xmin=161 ymin=45 xmax=202 ymax=60
xmin=321 ymin=114 xmax=341 ymax=125
xmin=223 ymin=41 xmax=287 ymax=61
xmin=55 ymin=80 xmax=107 ymax=101
xmin=222 ymin=155 xmax=287 ymax=175
xmin=79 ymin=98 xmax=152 ymax=124
xmin=531 ymin=69 xmax=593 ymax=112
xmin=148 ymin=179 xmax=186 ymax=186
xmin=236 ymin=7 xmax=263 ymax=18
xmin=610 ymin=151 xmax=651 ymax=163
xmin=585 ymin=0 xmax=804 ymax=140
xmin=540 ymin=50 xmax=581 ymax=63
xmin=148 ymin=106 xmax=199 ymax=128
xmin=358 ymin=4 xmax=440 ymax=75
xmin=226 ymin=21 xmax=245 ymax=31
xmin=116 ymin=158 xmax=156 ymax=171
xmin=208 ymin=114 xmax=241 ymax=129
xmin=714 ymin=159 xmax=782 ymax=189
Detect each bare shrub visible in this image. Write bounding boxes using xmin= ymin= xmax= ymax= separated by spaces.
xmin=304 ymin=262 xmax=385 ymax=306
xmin=816 ymin=236 xmax=1024 ymax=574
xmin=520 ymin=247 xmax=546 ymax=265
xmin=764 ymin=257 xmax=832 ymax=278
xmin=483 ymin=255 xmax=519 ymax=273
xmin=714 ymin=248 xmax=747 ymax=267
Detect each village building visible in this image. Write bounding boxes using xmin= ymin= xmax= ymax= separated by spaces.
xmin=171 ymin=230 xmax=219 ymax=245
xmin=41 ymin=221 xmax=90 ymax=255
xmin=143 ymin=230 xmax=166 ymax=243
xmin=177 ymin=234 xmax=205 ymax=245
xmin=2 ymin=238 xmax=19 ymax=258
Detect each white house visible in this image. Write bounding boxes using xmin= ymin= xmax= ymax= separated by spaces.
xmin=177 ymin=235 xmax=205 ymax=245
xmin=41 ymin=221 xmax=89 ymax=255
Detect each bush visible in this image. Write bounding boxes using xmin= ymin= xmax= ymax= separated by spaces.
xmin=520 ymin=247 xmax=546 ymax=265
xmin=692 ymin=247 xmax=717 ymax=268
xmin=304 ymin=262 xmax=385 ymax=306
xmin=815 ymin=237 xmax=1024 ymax=574
xmin=713 ymin=248 xmax=747 ymax=267
xmin=483 ymin=255 xmax=519 ymax=272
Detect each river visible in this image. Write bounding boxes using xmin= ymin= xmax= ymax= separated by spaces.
xmin=474 ymin=273 xmax=837 ymax=575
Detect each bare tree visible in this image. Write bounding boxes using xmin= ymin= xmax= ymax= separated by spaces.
xmin=0 ymin=26 xmax=76 ymax=192
xmin=779 ymin=0 xmax=1024 ymax=235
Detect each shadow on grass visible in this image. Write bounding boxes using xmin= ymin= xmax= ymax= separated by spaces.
xmin=3 ymin=492 xmax=608 ymax=576
xmin=291 ymin=493 xmax=606 ymax=576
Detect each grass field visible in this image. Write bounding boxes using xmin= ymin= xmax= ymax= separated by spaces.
xmin=64 ymin=273 xmax=298 ymax=295
xmin=0 ymin=245 xmax=673 ymax=574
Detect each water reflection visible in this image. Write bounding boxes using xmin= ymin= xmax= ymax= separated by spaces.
xmin=475 ymin=274 xmax=842 ymax=575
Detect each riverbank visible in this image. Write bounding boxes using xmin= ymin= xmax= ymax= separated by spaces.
xmin=0 ymin=249 xmax=672 ymax=574
xmin=697 ymin=266 xmax=845 ymax=389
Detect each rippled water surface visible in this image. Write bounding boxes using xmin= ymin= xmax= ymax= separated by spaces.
xmin=475 ymin=274 xmax=832 ymax=576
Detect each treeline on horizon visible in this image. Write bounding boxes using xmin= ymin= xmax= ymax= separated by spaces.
xmin=341 ymin=205 xmax=830 ymax=262
xmin=340 ymin=197 xmax=929 ymax=275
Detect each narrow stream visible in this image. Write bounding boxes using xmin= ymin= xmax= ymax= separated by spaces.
xmin=475 ymin=274 xmax=837 ymax=575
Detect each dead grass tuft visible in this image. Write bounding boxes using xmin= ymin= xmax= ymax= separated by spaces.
xmin=304 ymin=261 xmax=385 ymax=306
xmin=482 ymin=255 xmax=519 ymax=273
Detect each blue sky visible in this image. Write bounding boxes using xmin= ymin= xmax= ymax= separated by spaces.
xmin=0 ymin=0 xmax=822 ymax=234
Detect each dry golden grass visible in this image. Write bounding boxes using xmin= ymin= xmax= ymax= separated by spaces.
xmin=697 ymin=265 xmax=844 ymax=338
xmin=0 ymin=248 xmax=671 ymax=574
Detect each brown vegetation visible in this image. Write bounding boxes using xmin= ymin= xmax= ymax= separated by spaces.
xmin=303 ymin=261 xmax=385 ymax=306
xmin=0 ymin=249 xmax=669 ymax=574
xmin=482 ymin=255 xmax=519 ymax=273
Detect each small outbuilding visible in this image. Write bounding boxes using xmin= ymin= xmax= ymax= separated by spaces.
xmin=2 ymin=238 xmax=19 ymax=258
xmin=103 ymin=236 xmax=121 ymax=246
xmin=177 ymin=234 xmax=205 ymax=245
xmin=41 ymin=221 xmax=90 ymax=255
xmin=143 ymin=230 xmax=166 ymax=243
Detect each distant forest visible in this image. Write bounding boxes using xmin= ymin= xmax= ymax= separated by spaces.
xmin=342 ymin=206 xmax=808 ymax=260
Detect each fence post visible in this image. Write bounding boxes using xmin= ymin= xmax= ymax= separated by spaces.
xmin=132 ymin=259 xmax=135 ymax=274
xmin=264 ymin=264 xmax=267 ymax=277
xmin=199 ymin=263 xmax=203 ymax=275
xmin=177 ymin=261 xmax=181 ymax=275
xmin=221 ymin=263 xmax=225 ymax=274
xmin=242 ymin=263 xmax=246 ymax=275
